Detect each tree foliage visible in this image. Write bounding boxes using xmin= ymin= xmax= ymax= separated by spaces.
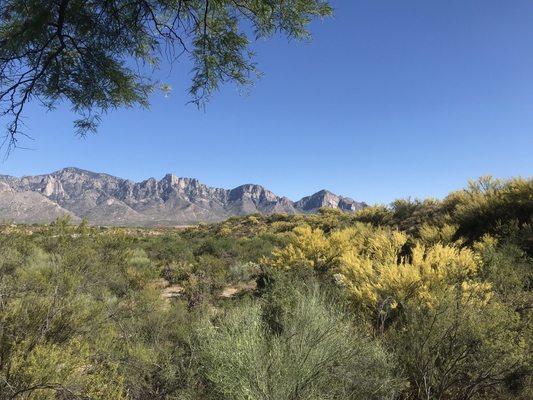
xmin=0 ymin=0 xmax=332 ymax=148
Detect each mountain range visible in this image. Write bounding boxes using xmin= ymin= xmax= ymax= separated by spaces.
xmin=0 ymin=168 xmax=366 ymax=226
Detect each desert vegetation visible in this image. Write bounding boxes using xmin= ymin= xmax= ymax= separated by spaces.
xmin=0 ymin=177 xmax=531 ymax=399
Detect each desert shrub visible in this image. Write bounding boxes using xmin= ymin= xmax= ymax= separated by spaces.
xmin=233 ymin=234 xmax=279 ymax=261
xmin=475 ymin=237 xmax=533 ymax=312
xmin=389 ymin=288 xmax=530 ymax=400
xmin=336 ymin=241 xmax=482 ymax=316
xmin=0 ymin=233 xmax=37 ymax=273
xmin=418 ymin=223 xmax=459 ymax=246
xmin=352 ymin=177 xmax=533 ymax=253
xmin=264 ymin=219 xmax=531 ymax=399
xmin=193 ymin=236 xmax=238 ymax=258
xmin=195 ymin=287 xmax=401 ymax=400
xmin=228 ymin=261 xmax=259 ymax=283
xmin=161 ymin=261 xmax=193 ymax=284
xmin=195 ymin=254 xmax=230 ymax=287
xmin=0 ymin=245 xmax=127 ymax=399
xmin=143 ymin=234 xmax=194 ymax=265
xmin=446 ymin=177 xmax=532 ymax=237
xmin=265 ymin=224 xmax=340 ymax=272
xmin=0 ymin=231 xmax=198 ymax=399
xmin=354 ymin=205 xmax=393 ymax=226
xmin=266 ymin=224 xmax=485 ymax=320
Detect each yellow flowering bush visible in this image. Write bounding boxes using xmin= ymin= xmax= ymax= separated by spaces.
xmin=267 ymin=223 xmax=491 ymax=310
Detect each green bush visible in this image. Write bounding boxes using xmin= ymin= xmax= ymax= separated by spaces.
xmin=195 ymin=287 xmax=401 ymax=400
xmin=388 ymin=288 xmax=530 ymax=400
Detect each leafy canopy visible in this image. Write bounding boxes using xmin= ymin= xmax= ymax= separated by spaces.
xmin=0 ymin=0 xmax=332 ymax=148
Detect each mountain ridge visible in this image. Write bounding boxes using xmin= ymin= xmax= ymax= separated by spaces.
xmin=0 ymin=168 xmax=367 ymax=226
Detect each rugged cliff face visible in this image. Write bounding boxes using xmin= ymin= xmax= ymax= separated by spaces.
xmin=0 ymin=168 xmax=367 ymax=226
xmin=294 ymin=189 xmax=365 ymax=212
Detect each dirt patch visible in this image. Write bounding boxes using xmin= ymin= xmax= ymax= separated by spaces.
xmin=155 ymin=278 xmax=184 ymax=305
xmin=219 ymin=281 xmax=257 ymax=299
xmin=162 ymin=284 xmax=184 ymax=299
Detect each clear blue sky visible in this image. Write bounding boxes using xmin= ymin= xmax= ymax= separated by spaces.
xmin=1 ymin=0 xmax=532 ymax=204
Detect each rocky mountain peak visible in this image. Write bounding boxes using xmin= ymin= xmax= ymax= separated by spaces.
xmin=229 ymin=184 xmax=277 ymax=202
xmin=0 ymin=169 xmax=366 ymax=226
xmin=295 ymin=189 xmax=366 ymax=212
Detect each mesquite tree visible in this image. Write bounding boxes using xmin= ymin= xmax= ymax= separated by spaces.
xmin=0 ymin=0 xmax=331 ymax=148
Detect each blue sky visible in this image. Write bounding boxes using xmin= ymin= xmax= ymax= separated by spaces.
xmin=1 ymin=0 xmax=532 ymax=204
